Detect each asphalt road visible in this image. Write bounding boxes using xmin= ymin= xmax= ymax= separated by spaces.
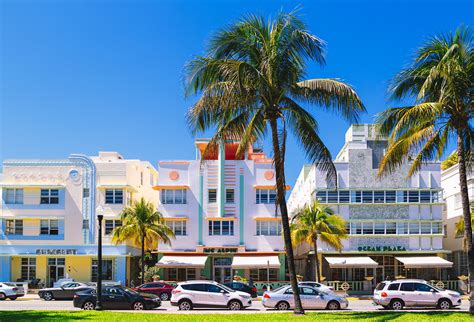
xmin=0 ymin=297 xmax=470 ymax=313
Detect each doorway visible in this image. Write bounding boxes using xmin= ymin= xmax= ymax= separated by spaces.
xmin=213 ymin=257 xmax=233 ymax=283
xmin=47 ymin=258 xmax=65 ymax=286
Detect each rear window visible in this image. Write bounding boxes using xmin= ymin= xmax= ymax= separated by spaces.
xmin=388 ymin=283 xmax=400 ymax=291
xmin=182 ymin=284 xmax=206 ymax=292
xmin=375 ymin=283 xmax=386 ymax=291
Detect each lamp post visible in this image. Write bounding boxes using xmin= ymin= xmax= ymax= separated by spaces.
xmin=96 ymin=214 xmax=104 ymax=310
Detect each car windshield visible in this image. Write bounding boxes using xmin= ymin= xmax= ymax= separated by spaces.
xmin=217 ymin=283 xmax=235 ymax=293
xmin=123 ymin=287 xmax=139 ymax=295
xmin=271 ymin=286 xmax=288 ymax=293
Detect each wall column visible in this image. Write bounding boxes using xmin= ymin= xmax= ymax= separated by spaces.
xmin=217 ymin=141 xmax=225 ymax=217
xmin=239 ymin=173 xmax=244 ymax=245
xmin=198 ymin=174 xmax=204 ymax=245
xmin=115 ymin=257 xmax=127 ymax=285
xmin=0 ymin=257 xmax=11 ymax=281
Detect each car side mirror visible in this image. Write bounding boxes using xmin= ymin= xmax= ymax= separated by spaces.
xmin=220 ymin=290 xmax=226 ymax=294
xmin=431 ymin=289 xmax=437 ymax=293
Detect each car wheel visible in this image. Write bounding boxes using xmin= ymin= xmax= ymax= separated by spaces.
xmin=390 ymin=299 xmax=404 ymax=310
xmin=43 ymin=292 xmax=54 ymax=301
xmin=276 ymin=301 xmax=290 ymax=310
xmin=0 ymin=293 xmax=6 ymax=300
xmin=326 ymin=300 xmax=341 ymax=310
xmin=82 ymin=301 xmax=95 ymax=310
xmin=178 ymin=300 xmax=192 ymax=311
xmin=438 ymin=299 xmax=452 ymax=310
xmin=228 ymin=300 xmax=242 ymax=311
xmin=132 ymin=301 xmax=144 ymax=310
xmin=160 ymin=292 xmax=169 ymax=301
xmin=9 ymin=297 xmax=17 ymax=301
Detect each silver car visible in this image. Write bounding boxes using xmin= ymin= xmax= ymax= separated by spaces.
xmin=262 ymin=285 xmax=348 ymax=310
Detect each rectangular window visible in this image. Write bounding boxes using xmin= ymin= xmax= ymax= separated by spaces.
xmin=208 ymin=189 xmax=217 ymax=203
xmin=208 ymin=220 xmax=234 ymax=236
xmin=374 ymin=222 xmax=385 ymax=234
xmin=432 ymin=222 xmax=442 ymax=234
xmin=386 ymin=222 xmax=397 ymax=234
xmin=327 ymin=191 xmax=338 ymax=203
xmin=351 ymin=222 xmax=362 ymax=234
xmin=105 ymin=219 xmax=122 ymax=235
xmin=374 ymin=191 xmax=385 ymax=203
xmin=408 ymin=191 xmax=419 ymax=203
xmin=40 ymin=189 xmax=59 ymax=204
xmin=431 ymin=191 xmax=441 ymax=203
xmin=339 ymin=191 xmax=350 ymax=203
xmin=249 ymin=268 xmax=278 ymax=281
xmin=225 ymin=189 xmax=235 ymax=203
xmin=420 ymin=191 xmax=431 ymax=203
xmin=256 ymin=189 xmax=277 ymax=204
xmin=315 ymin=191 xmax=327 ymax=203
xmin=420 ymin=222 xmax=431 ymax=234
xmin=397 ymin=222 xmax=408 ymax=234
xmin=40 ymin=220 xmax=59 ymax=235
xmin=409 ymin=222 xmax=420 ymax=234
xmin=5 ymin=188 xmax=23 ymax=204
xmin=5 ymin=219 xmax=23 ymax=235
xmin=105 ymin=189 xmax=123 ymax=204
xmin=21 ymin=258 xmax=36 ymax=280
xmin=396 ymin=191 xmax=408 ymax=203
xmin=351 ymin=191 xmax=362 ymax=203
xmin=362 ymin=191 xmax=373 ymax=203
xmin=385 ymin=190 xmax=396 ymax=203
xmin=256 ymin=220 xmax=282 ymax=236
xmin=166 ymin=220 xmax=187 ymax=236
xmin=91 ymin=259 xmax=114 ymax=282
xmin=161 ymin=189 xmax=187 ymax=204
xmin=362 ymin=222 xmax=374 ymax=234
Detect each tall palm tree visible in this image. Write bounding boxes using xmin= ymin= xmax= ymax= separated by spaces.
xmin=376 ymin=26 xmax=473 ymax=313
xmin=112 ymin=198 xmax=174 ymax=285
xmin=185 ymin=10 xmax=365 ymax=314
xmin=291 ymin=201 xmax=347 ymax=282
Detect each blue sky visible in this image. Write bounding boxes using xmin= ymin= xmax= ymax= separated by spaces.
xmin=1 ymin=0 xmax=472 ymax=185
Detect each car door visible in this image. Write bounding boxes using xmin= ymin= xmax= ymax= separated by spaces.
xmin=283 ymin=287 xmax=296 ymax=308
xmin=102 ymin=287 xmax=127 ymax=309
xmin=299 ymin=287 xmax=325 ymax=309
xmin=61 ymin=283 xmax=80 ymax=299
xmin=399 ymin=282 xmax=417 ymax=307
xmin=414 ymin=283 xmax=439 ymax=306
xmin=205 ymin=284 xmax=228 ymax=307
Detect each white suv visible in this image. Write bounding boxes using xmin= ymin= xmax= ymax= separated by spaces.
xmin=373 ymin=279 xmax=462 ymax=310
xmin=171 ymin=280 xmax=252 ymax=311
xmin=0 ymin=283 xmax=25 ymax=300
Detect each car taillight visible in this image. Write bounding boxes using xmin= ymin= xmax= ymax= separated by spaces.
xmin=172 ymin=289 xmax=181 ymax=294
xmin=381 ymin=292 xmax=388 ymax=298
xmin=251 ymin=287 xmax=257 ymax=292
xmin=263 ymin=293 xmax=270 ymax=299
xmin=12 ymin=288 xmax=18 ymax=291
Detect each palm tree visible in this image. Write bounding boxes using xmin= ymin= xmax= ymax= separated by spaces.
xmin=376 ymin=26 xmax=473 ymax=313
xmin=112 ymin=198 xmax=174 ymax=285
xmin=291 ymin=201 xmax=347 ymax=282
xmin=185 ymin=10 xmax=365 ymax=314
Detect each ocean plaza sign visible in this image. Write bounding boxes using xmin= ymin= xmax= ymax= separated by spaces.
xmin=358 ymin=246 xmax=407 ymax=252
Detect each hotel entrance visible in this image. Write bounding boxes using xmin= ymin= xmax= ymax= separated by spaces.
xmin=213 ymin=257 xmax=233 ymax=283
xmin=47 ymin=258 xmax=65 ymax=287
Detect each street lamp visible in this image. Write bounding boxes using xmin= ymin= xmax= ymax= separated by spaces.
xmin=96 ymin=214 xmax=104 ymax=310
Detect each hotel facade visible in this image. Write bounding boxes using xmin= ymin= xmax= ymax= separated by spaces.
xmin=288 ymin=124 xmax=454 ymax=293
xmin=155 ymin=140 xmax=286 ymax=287
xmin=0 ymin=152 xmax=158 ymax=287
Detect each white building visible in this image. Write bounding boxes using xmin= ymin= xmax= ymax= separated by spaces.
xmin=441 ymin=162 xmax=474 ymax=279
xmin=0 ymin=152 xmax=158 ymax=287
xmin=288 ymin=124 xmax=452 ymax=294
xmin=155 ymin=139 xmax=286 ymax=288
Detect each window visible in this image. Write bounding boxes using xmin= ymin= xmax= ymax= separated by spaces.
xmin=40 ymin=220 xmax=59 ymax=235
xmin=92 ymin=259 xmax=114 ymax=281
xmin=327 ymin=191 xmax=338 ymax=203
xmin=362 ymin=191 xmax=373 ymax=203
xmin=409 ymin=222 xmax=420 ymax=234
xmin=385 ymin=191 xmax=396 ymax=203
xmin=209 ymin=220 xmax=234 ymax=236
xmin=415 ymin=283 xmax=434 ymax=292
xmin=397 ymin=222 xmax=408 ymax=234
xmin=351 ymin=191 xmax=362 ymax=203
xmin=161 ymin=189 xmax=187 ymax=204
xmin=315 ymin=191 xmax=327 ymax=203
xmin=168 ymin=268 xmax=196 ymax=281
xmin=408 ymin=191 xmax=419 ymax=203
xmin=374 ymin=191 xmax=385 ymax=203
xmin=249 ymin=268 xmax=278 ymax=281
xmin=206 ymin=284 xmax=222 ymax=293
xmin=105 ymin=220 xmax=122 ymax=235
xmin=339 ymin=191 xmax=350 ymax=203
xmin=363 ymin=222 xmax=374 ymax=234
xmin=396 ymin=191 xmax=408 ymax=203
xmin=5 ymin=188 xmax=23 ymax=204
xmin=375 ymin=283 xmax=386 ymax=291
xmin=208 ymin=189 xmax=217 ymax=203
xmin=40 ymin=189 xmax=59 ymax=204
xmin=374 ymin=222 xmax=385 ymax=234
xmin=105 ymin=189 xmax=123 ymax=204
xmin=225 ymin=189 xmax=235 ymax=203
xmin=351 ymin=222 xmax=362 ymax=235
xmin=5 ymin=219 xmax=23 ymax=235
xmin=256 ymin=189 xmax=277 ymax=204
xmin=420 ymin=222 xmax=431 ymax=234
xmin=48 ymin=258 xmax=65 ymax=265
xmin=386 ymin=222 xmax=397 ymax=234
xmin=420 ymin=191 xmax=431 ymax=203
xmin=387 ymin=283 xmax=400 ymax=291
xmin=300 ymin=287 xmax=318 ymax=295
xmin=256 ymin=220 xmax=282 ymax=236
xmin=21 ymin=258 xmax=36 ymax=280
xmin=166 ymin=220 xmax=187 ymax=236
xmin=432 ymin=222 xmax=441 ymax=234
xmin=431 ymin=191 xmax=441 ymax=203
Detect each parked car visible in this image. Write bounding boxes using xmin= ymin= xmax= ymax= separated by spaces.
xmin=171 ymin=280 xmax=252 ymax=311
xmin=223 ymin=282 xmax=257 ymax=298
xmin=262 ymin=285 xmax=348 ymax=310
xmin=373 ymin=279 xmax=462 ymax=310
xmin=133 ymin=282 xmax=175 ymax=301
xmin=298 ymin=281 xmax=335 ymax=293
xmin=0 ymin=283 xmax=25 ymax=300
xmin=39 ymin=282 xmax=94 ymax=301
xmin=73 ymin=286 xmax=161 ymax=310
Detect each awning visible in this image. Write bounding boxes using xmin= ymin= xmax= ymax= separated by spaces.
xmin=231 ymin=256 xmax=280 ymax=269
xmin=325 ymin=256 xmax=379 ymax=268
xmin=156 ymin=256 xmax=208 ymax=268
xmin=395 ymin=256 xmax=453 ymax=268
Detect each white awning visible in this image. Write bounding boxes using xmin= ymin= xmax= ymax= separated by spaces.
xmin=325 ymin=256 xmax=379 ymax=268
xmin=395 ymin=256 xmax=453 ymax=268
xmin=231 ymin=256 xmax=280 ymax=269
xmin=156 ymin=256 xmax=208 ymax=268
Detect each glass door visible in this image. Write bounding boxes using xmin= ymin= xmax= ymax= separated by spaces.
xmin=213 ymin=258 xmax=232 ymax=283
xmin=47 ymin=258 xmax=65 ymax=286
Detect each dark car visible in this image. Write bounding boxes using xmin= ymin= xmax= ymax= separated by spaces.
xmin=73 ymin=286 xmax=161 ymax=310
xmin=133 ymin=282 xmax=175 ymax=301
xmin=39 ymin=282 xmax=94 ymax=301
xmin=223 ymin=282 xmax=258 ymax=298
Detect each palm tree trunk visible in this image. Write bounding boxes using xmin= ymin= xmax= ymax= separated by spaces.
xmin=313 ymin=238 xmax=321 ymax=283
xmin=141 ymin=233 xmax=145 ymax=285
xmin=269 ymin=117 xmax=304 ymax=315
xmin=457 ymin=133 xmax=474 ymax=314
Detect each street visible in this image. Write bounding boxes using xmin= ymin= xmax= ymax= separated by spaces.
xmin=0 ymin=297 xmax=469 ymax=314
